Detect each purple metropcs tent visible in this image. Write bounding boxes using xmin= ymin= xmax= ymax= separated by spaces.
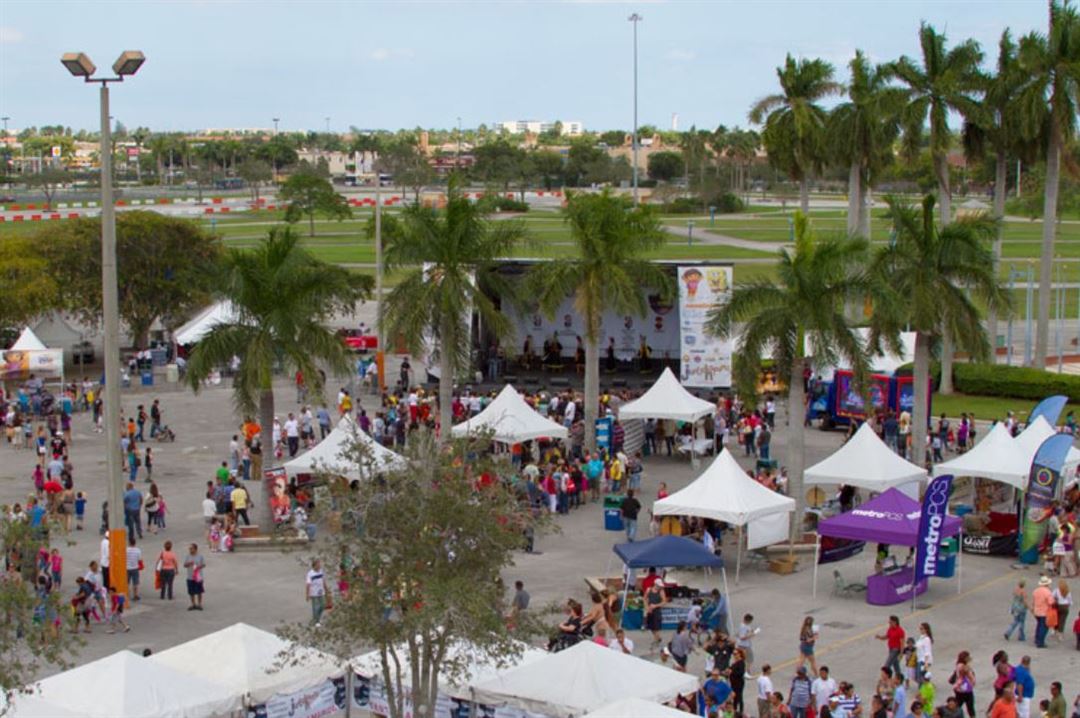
xmin=811 ymin=488 xmax=964 ymax=603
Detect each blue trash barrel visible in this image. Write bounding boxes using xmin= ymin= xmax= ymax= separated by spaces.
xmin=141 ymin=371 xmax=153 ymax=386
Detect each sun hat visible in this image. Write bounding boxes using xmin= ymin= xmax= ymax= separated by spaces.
xmin=1038 ymin=576 xmax=1053 ymax=587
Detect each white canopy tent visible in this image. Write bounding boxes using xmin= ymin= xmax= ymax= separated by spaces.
xmin=652 ymin=448 xmax=795 ymax=582
xmin=174 ymin=301 xmax=240 ymax=345
xmin=151 ymin=622 xmax=343 ymax=705
xmin=805 ymin=422 xmax=927 ymax=492
xmin=2 ymin=326 xmax=64 ymax=383
xmin=582 ymin=697 xmax=689 ymax=718
xmin=469 ymin=640 xmax=698 ymax=718
xmin=1014 ymin=416 xmax=1080 ymax=475
xmin=812 ymin=329 xmax=916 ymax=379
xmin=451 ymin=384 xmax=568 ymax=443
xmin=11 ymin=650 xmax=240 ymax=718
xmin=10 ymin=327 xmax=48 ymax=351
xmin=932 ymin=422 xmax=1032 ymax=491
xmin=284 ymin=415 xmax=406 ymax=481
xmin=618 ymin=367 xmax=714 ymax=422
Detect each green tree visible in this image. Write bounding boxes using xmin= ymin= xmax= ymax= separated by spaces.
xmin=280 ymin=171 xmax=352 ymax=236
xmin=828 ymin=51 xmax=904 ymax=238
xmin=34 ymin=211 xmax=222 ymax=346
xmin=23 ymin=167 xmax=72 ymax=210
xmin=531 ymin=149 xmax=565 ymax=190
xmin=647 ymin=151 xmax=684 ymax=182
xmin=1018 ymin=0 xmax=1080 ymax=367
xmin=185 ymin=229 xmax=372 ymax=520
xmin=279 ymin=428 xmax=542 ymax=718
xmin=380 ymin=177 xmax=527 ymax=441
xmin=599 ymin=130 xmax=627 ymax=147
xmin=963 ymin=30 xmax=1030 ymax=348
xmin=472 ymin=140 xmax=523 ymax=191
xmin=707 ymin=214 xmax=870 ymax=545
xmin=376 ymin=137 xmax=435 ymax=203
xmin=0 ymin=235 xmax=60 ymax=328
xmin=528 ymin=191 xmax=671 ymax=452
xmin=238 ymin=158 xmax=273 ymax=202
xmin=869 ymin=196 xmax=1009 ymax=467
xmin=749 ymin=55 xmax=842 ymax=214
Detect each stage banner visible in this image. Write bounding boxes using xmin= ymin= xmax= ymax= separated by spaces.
xmin=595 ymin=417 xmax=613 ymax=452
xmin=677 ymin=265 xmax=733 ymax=387
xmin=1020 ymin=433 xmax=1074 ymax=564
xmin=252 ymin=677 xmax=346 ymax=718
xmin=915 ymin=474 xmax=954 ymax=583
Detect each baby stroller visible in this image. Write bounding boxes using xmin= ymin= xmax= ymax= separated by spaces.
xmin=156 ymin=425 xmax=176 ymax=442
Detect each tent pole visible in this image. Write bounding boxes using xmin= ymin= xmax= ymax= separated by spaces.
xmin=618 ymin=563 xmax=630 ymax=630
xmin=721 ymin=565 xmax=732 ymax=635
xmin=691 ymin=419 xmax=700 ymax=470
xmin=736 ymin=525 xmax=742 ymax=584
xmin=812 ymin=534 xmax=820 ymax=599
xmin=345 ymin=666 xmax=353 ymax=718
xmin=957 ymin=528 xmax=963 ymax=594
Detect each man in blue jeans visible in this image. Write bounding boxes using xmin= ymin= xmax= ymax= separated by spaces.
xmin=1032 ymin=576 xmax=1054 ymax=648
xmin=620 ymin=489 xmax=641 ymax=542
xmin=122 ymin=482 xmax=143 ymax=540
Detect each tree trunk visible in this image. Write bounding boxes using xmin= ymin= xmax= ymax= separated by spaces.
xmin=912 ymin=332 xmax=931 ymax=469
xmin=846 ymin=162 xmax=861 ymax=236
xmin=583 ymin=334 xmax=599 ymax=453
xmin=857 ymin=173 xmax=871 ymax=240
xmin=799 ymin=176 xmax=809 ymax=216
xmin=986 ymin=152 xmax=1007 ymax=357
xmin=940 ymin=332 xmax=954 ymax=394
xmin=934 ymin=154 xmax=952 ymax=226
xmin=308 ymin=211 xmax=316 ymax=237
xmin=437 ymin=328 xmax=453 ymax=445
xmin=254 ymin=387 xmax=275 ymax=530
xmin=1035 ymin=124 xmax=1061 ymax=369
xmin=786 ymin=357 xmax=806 ymax=544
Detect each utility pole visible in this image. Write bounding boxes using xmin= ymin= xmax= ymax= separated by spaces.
xmin=629 ymin=13 xmax=642 ymax=206
xmin=456 ymin=116 xmax=462 ymax=170
xmin=272 ymin=117 xmax=279 ymax=135
xmin=375 ymin=181 xmax=385 ymax=393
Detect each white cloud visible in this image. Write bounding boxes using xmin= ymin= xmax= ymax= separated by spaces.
xmin=369 ymin=47 xmax=413 ymax=62
xmin=667 ymin=49 xmax=696 ymax=62
xmin=0 ymin=27 xmax=24 ymax=45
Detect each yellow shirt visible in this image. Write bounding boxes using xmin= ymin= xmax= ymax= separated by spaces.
xmin=609 ymin=459 xmax=624 ymax=481
xmin=231 ymin=487 xmax=248 ymax=510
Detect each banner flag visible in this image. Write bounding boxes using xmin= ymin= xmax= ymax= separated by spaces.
xmin=915 ymin=474 xmax=954 ymax=583
xmin=1019 ymin=433 xmax=1074 ymax=564
xmin=1027 ymin=395 xmax=1068 ymax=428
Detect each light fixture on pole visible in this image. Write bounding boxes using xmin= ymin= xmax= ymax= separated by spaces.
xmin=628 ymin=13 xmax=642 ymax=206
xmin=61 ymin=49 xmax=145 ymax=596
xmin=273 ymin=117 xmax=280 ymax=135
xmin=325 ymin=116 xmax=330 ymax=134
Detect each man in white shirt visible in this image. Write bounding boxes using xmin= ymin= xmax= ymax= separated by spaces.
xmin=283 ymin=413 xmax=300 ymax=457
xmin=99 ymin=535 xmax=111 ymax=590
xmin=756 ymin=664 xmax=774 ymax=718
xmin=609 ymin=628 xmax=634 ymax=655
xmin=305 ymin=559 xmax=327 ymax=626
xmin=812 ymin=666 xmax=838 ymax=712
xmin=564 ymin=399 xmax=576 ymax=427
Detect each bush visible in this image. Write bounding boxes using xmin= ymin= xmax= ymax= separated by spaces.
xmin=953 ymin=363 xmax=1080 ymax=402
xmin=664 ymin=197 xmax=701 ymax=214
xmin=479 ymin=196 xmax=529 ymax=213
xmin=710 ymin=192 xmax=745 ymax=214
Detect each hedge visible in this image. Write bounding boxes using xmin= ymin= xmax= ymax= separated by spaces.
xmin=953 ymin=363 xmax=1080 ymax=402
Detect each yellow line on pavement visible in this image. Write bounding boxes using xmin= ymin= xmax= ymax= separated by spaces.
xmin=772 ymin=570 xmax=1016 ymax=671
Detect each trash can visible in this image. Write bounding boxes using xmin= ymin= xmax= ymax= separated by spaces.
xmin=141 ymin=370 xmax=154 ymax=387
xmin=603 ymin=495 xmax=624 ymax=531
xmin=935 ymin=537 xmax=957 ymax=578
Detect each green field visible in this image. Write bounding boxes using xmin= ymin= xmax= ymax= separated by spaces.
xmin=931 ymin=392 xmax=1080 ymax=423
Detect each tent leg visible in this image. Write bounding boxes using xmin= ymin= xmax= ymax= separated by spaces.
xmin=618 ymin=563 xmax=630 ymax=630
xmin=721 ymin=566 xmax=732 ymax=635
xmin=736 ymin=525 xmax=742 ymax=585
xmin=957 ymin=528 xmax=963 ymax=594
xmin=691 ymin=419 xmax=700 ymax=471
xmin=812 ymin=535 xmax=820 ymax=599
xmin=345 ymin=667 xmax=353 ymax=718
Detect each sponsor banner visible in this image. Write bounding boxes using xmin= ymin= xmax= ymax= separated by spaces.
xmin=678 ymin=265 xmax=733 ymax=387
xmin=0 ymin=349 xmax=63 ymax=380
xmin=915 ymin=474 xmax=954 ymax=582
xmin=961 ymin=533 xmax=1019 ymax=557
xmin=834 ymin=371 xmax=889 ymax=419
xmin=595 ymin=417 xmax=613 ymax=451
xmin=352 ymin=675 xmax=547 ymax=718
xmin=817 ymin=537 xmax=866 ymax=564
xmin=1020 ymin=433 xmax=1074 ymax=564
xmin=252 ymin=677 xmax=346 ymax=718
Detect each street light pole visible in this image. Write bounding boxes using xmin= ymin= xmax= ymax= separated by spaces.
xmin=375 ymin=181 xmax=385 ymax=393
xmin=61 ymin=50 xmax=145 ymax=594
xmin=629 ymin=13 xmax=642 ymax=206
xmin=273 ymin=117 xmax=279 ymax=135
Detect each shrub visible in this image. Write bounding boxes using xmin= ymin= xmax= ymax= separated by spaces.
xmin=710 ymin=192 xmax=745 ymax=214
xmin=480 ymin=196 xmax=529 ymax=213
xmin=664 ymin=197 xmax=701 ymax=214
xmin=953 ymin=363 xmax=1080 ymax=402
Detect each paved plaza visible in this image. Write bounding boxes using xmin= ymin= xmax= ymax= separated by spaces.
xmin=1 ymin=352 xmax=1076 ymax=707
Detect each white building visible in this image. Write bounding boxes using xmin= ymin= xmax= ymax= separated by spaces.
xmin=495 ymin=120 xmax=583 ymax=137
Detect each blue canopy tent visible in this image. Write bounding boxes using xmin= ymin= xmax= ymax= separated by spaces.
xmin=612 ymin=536 xmax=731 ymax=633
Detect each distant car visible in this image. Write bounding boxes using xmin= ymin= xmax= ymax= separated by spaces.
xmin=72 ymin=341 xmax=95 ymax=364
xmin=337 ymin=328 xmax=378 ymax=352
xmin=0 ymin=194 xmax=16 ymax=203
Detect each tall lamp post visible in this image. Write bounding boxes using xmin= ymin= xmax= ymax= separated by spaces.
xmin=61 ymin=50 xmax=145 ymax=594
xmin=628 ymin=13 xmax=642 ymax=206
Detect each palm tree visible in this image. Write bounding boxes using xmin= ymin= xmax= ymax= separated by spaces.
xmin=889 ymin=24 xmax=982 ymax=392
xmin=186 ymin=227 xmax=372 ymax=478
xmin=1018 ymin=0 xmax=1080 ymax=368
xmin=869 ymin=196 xmax=1010 ymax=468
xmin=707 ymin=214 xmax=870 ymax=545
xmin=749 ymin=55 xmax=842 ymax=214
xmin=828 ymin=51 xmax=905 ymax=238
xmin=380 ymin=176 xmax=527 ymax=442
xmin=963 ymin=30 xmax=1030 ymax=350
xmin=529 ymin=191 xmax=672 ymax=452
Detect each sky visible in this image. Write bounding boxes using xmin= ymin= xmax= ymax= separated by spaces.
xmin=0 ymin=0 xmax=1051 ymax=135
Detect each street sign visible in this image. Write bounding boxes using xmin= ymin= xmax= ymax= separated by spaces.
xmin=50 ymin=146 xmax=61 ymax=158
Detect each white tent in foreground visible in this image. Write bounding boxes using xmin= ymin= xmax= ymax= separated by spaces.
xmin=932 ymin=422 xmax=1033 ymax=490
xmin=469 ymin=640 xmax=698 ymax=718
xmin=284 ymin=416 xmax=406 ymax=480
xmin=451 ymin=384 xmax=568 ymax=443
xmin=652 ymin=448 xmax=795 ymax=581
xmin=12 ymin=650 xmax=240 ymax=718
xmin=582 ymin=697 xmax=690 ymax=718
xmin=10 ymin=327 xmax=48 ymax=351
xmin=174 ymin=300 xmax=240 ymax=345
xmin=618 ymin=367 xmax=714 ymax=422
xmin=151 ymin=622 xmax=344 ymax=705
xmin=805 ymin=422 xmax=927 ymax=492
xmin=1013 ymin=416 xmax=1080 ymax=475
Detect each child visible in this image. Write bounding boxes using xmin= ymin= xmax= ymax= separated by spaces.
xmin=902 ymin=637 xmax=917 ymax=687
xmin=687 ymin=598 xmax=704 ymax=645
xmin=70 ymin=577 xmax=94 ymax=633
xmin=1073 ymin=614 xmax=1079 ymax=651
xmin=49 ymin=548 xmax=62 ymax=589
xmin=74 ymin=491 xmax=86 ymax=530
xmin=918 ymin=671 xmax=935 ymax=708
xmin=209 ymin=519 xmax=222 ymax=553
xmin=107 ymin=586 xmax=130 ymax=634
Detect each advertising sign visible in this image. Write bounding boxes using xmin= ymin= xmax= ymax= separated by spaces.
xmin=1020 ymin=433 xmax=1073 ymax=564
xmin=961 ymin=533 xmax=1019 ymax=557
xmin=595 ymin=417 xmax=613 ymax=451
xmin=0 ymin=349 xmax=64 ymax=380
xmin=915 ymin=474 xmax=954 ymax=583
xmin=834 ymin=371 xmax=890 ymax=419
xmin=817 ymin=536 xmax=866 ymax=564
xmin=677 ymin=265 xmax=733 ymax=387
xmin=252 ymin=677 xmax=346 ymax=718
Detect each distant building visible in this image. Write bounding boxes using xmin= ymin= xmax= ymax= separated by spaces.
xmin=495 ymin=120 xmax=583 ymax=137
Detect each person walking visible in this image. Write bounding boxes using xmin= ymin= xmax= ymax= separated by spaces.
xmin=144 ymin=483 xmax=161 ymax=535
xmin=306 ymin=558 xmax=327 ymax=626
xmin=788 ymin=666 xmax=813 ymax=718
xmin=1005 ymin=579 xmax=1030 ymax=642
xmin=729 ymin=648 xmax=748 ymax=717
xmin=915 ymin=622 xmax=934 ymax=677
xmin=122 ymin=481 xmax=143 ymax=540
xmin=1012 ymin=656 xmax=1035 ymax=718
xmin=644 ymin=580 xmax=668 ymax=649
xmin=157 ymin=540 xmax=178 ymax=600
xmin=756 ymin=664 xmax=775 ymax=718
xmin=950 ymin=651 xmax=976 ymax=718
xmin=1052 ymin=579 xmax=1071 ymax=642
xmin=736 ymin=613 xmax=760 ymax=675
xmin=143 ymin=447 xmax=153 ymax=483
xmin=184 ymin=543 xmax=205 ymax=611
xmin=876 ymin=615 xmax=905 ymax=679
xmin=797 ymin=616 xmax=819 ymax=676
xmin=231 ymin=482 xmax=251 ymax=527
xmin=620 ymin=489 xmax=641 ymax=542
xmin=1032 ymin=576 xmax=1054 ymax=648
xmin=125 ymin=534 xmax=142 ymax=602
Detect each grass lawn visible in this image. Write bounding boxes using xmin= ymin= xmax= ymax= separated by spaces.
xmin=931 ymin=392 xmax=1080 ymax=423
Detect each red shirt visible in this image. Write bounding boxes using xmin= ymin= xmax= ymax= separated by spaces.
xmin=886 ymin=625 xmax=905 ymax=650
xmin=990 ymin=698 xmax=1017 ymax=718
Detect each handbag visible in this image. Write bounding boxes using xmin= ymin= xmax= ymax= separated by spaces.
xmin=154 ymin=570 xmax=162 ymax=590
xmin=1046 ymin=605 xmax=1059 ymax=629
